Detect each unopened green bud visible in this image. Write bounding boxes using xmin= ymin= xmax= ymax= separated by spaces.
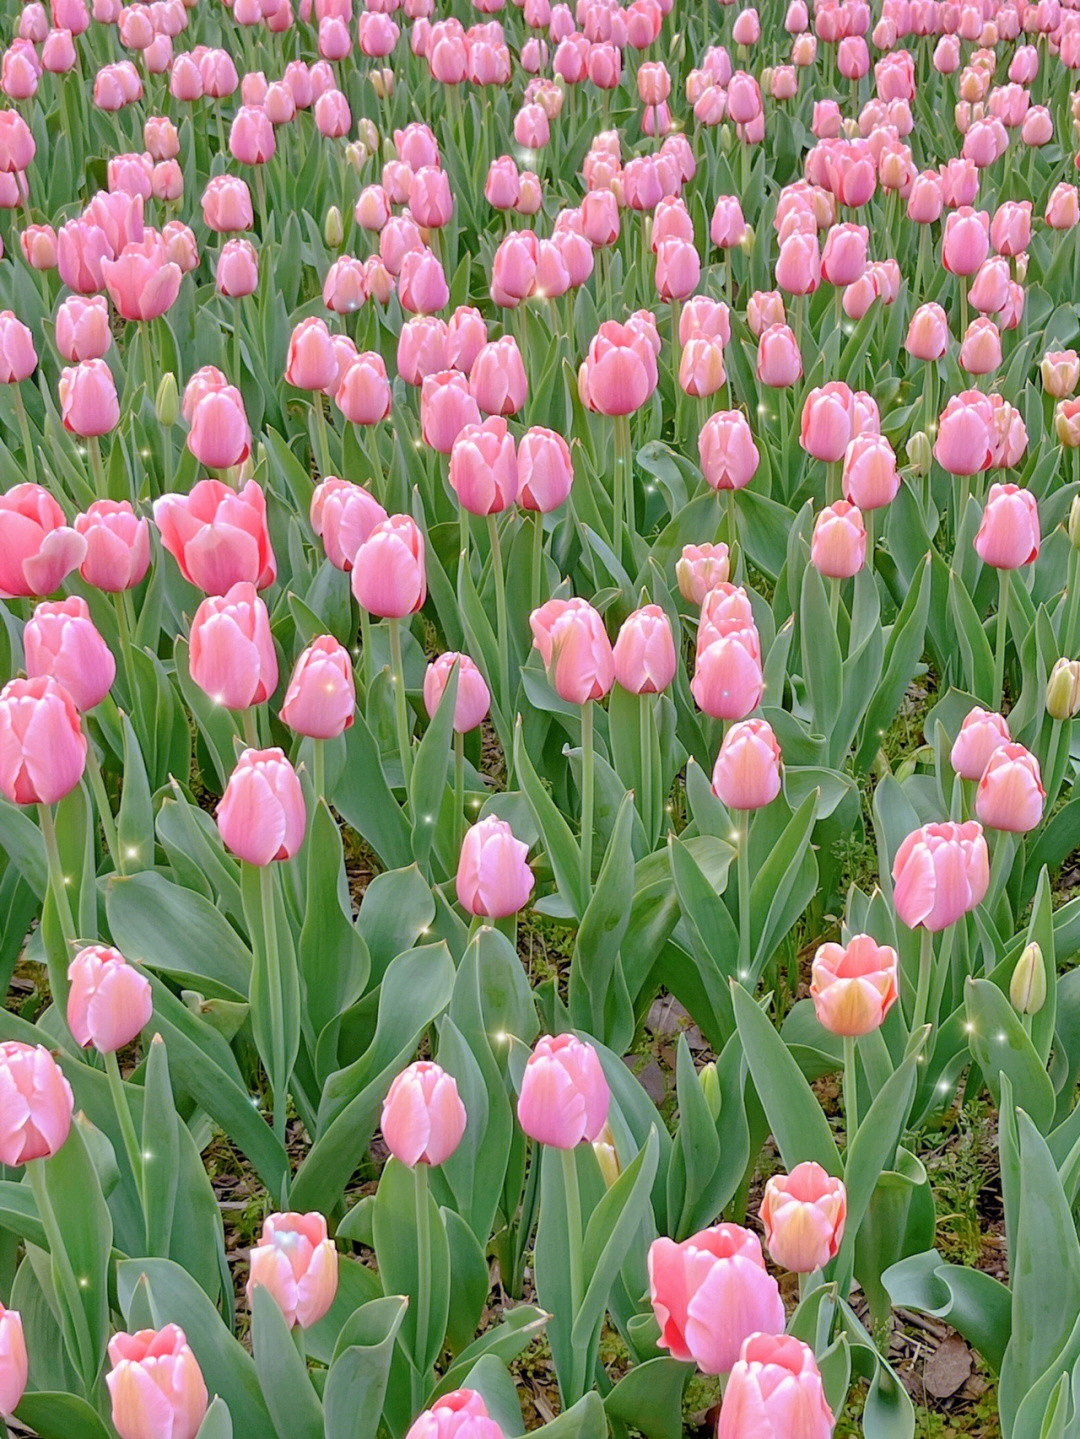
xmin=324 ymin=205 xmax=344 ymax=249
xmin=592 ymin=1123 xmax=620 ymax=1188
xmin=1046 ymin=658 xmax=1080 ymax=720
xmin=699 ymin=1061 xmax=721 ymax=1120
xmin=155 ymin=372 xmax=179 ymax=427
xmin=739 ymin=224 xmax=755 ymax=255
xmin=907 ymin=430 xmax=932 ymax=475
xmin=345 ymin=141 xmax=368 ymax=173
xmin=1069 ymin=493 xmax=1080 ymax=546
xmin=1010 ymin=941 xmax=1046 ymax=1016
xmin=719 ymin=122 xmax=734 ymax=153
xmin=356 ymin=117 xmax=379 ymax=152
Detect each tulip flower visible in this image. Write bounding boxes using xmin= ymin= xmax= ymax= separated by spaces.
xmin=247 ymin=1213 xmax=339 ymax=1329
xmin=811 ymin=933 xmax=899 ymax=1035
xmin=59 ymin=359 xmax=119 ymax=440
xmin=23 ymin=596 xmax=115 ymax=712
xmin=579 ymin=320 xmax=659 ymax=416
xmin=381 ymin=1061 xmax=468 ymax=1169
xmin=759 ymin=1162 xmax=847 ymax=1272
xmin=0 ymin=675 xmax=87 ymax=807
xmin=613 ymin=606 xmax=677 ymax=694
xmin=406 ymin=1391 xmax=506 ymax=1439
xmin=189 ymin=583 xmax=277 ymax=713
xmin=676 ymin=543 xmax=730 ymax=604
xmin=975 ymin=743 xmax=1045 ymax=833
xmin=0 ymin=483 xmax=85 ymax=598
xmin=74 ymin=500 xmax=149 ymax=592
xmin=800 ymin=383 xmax=853 ymax=464
xmin=154 ymin=479 xmax=276 ymax=594
xmin=518 ymin=1033 xmax=610 ymax=1148
xmin=67 ymin=944 xmax=152 ymax=1053
xmin=974 ymin=484 xmax=1039 ymax=570
xmin=648 ymin=1223 xmax=786 ymax=1375
xmin=893 ymin=821 xmax=989 ymax=933
xmin=518 ymin=428 xmax=574 ymax=513
xmin=424 ymin=652 xmax=490 ymax=734
xmin=107 ymin=1327 xmax=208 ymax=1439
xmin=0 ymin=1304 xmax=26 ymax=1417
xmin=351 ymin=515 xmax=427 ymax=619
xmin=950 ymin=707 xmax=1010 ymax=781
xmin=280 ymin=636 xmax=355 ymax=740
xmin=469 ymin=337 xmax=528 ymax=417
xmin=101 ymin=234 xmax=182 ymax=321
xmin=699 ymin=411 xmax=760 ymax=492
xmin=716 ymin=1334 xmax=834 ymax=1439
xmin=217 ymin=748 xmax=306 ymax=866
xmin=691 ymin=634 xmax=763 ymax=720
xmin=0 ymin=1040 xmax=74 ymax=1165
xmin=811 ymin=500 xmax=866 ymax=578
xmin=449 ymin=418 xmax=519 ymax=515
xmin=712 ymin=718 xmax=782 ymax=810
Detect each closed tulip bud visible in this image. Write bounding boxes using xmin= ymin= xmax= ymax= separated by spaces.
xmin=0 ymin=1303 xmax=26 ymax=1416
xmin=1047 ymin=658 xmax=1080 ymax=720
xmin=24 ymin=596 xmax=115 ymax=711
xmin=351 ymin=514 xmax=426 ymax=618
xmin=381 ymin=1061 xmax=467 ymax=1168
xmin=322 ymin=205 xmax=344 ymax=251
xmin=951 ymin=707 xmax=1010 ymax=779
xmin=717 ymin=1335 xmax=834 ymax=1439
xmin=155 ymin=371 xmax=179 ymax=426
xmin=0 ymin=1040 xmax=74 ymax=1164
xmin=907 ymin=429 xmax=932 ymax=474
xmin=189 ymin=582 xmax=277 ymax=711
xmin=67 ymin=945 xmax=152 ymax=1052
xmin=280 ymin=636 xmax=355 ymax=739
xmin=698 ymin=1060 xmax=721 ymax=1118
xmin=676 ymin=542 xmax=730 ymax=604
xmin=592 ymin=1122 xmax=620 ymax=1187
xmin=1010 ymin=941 xmax=1046 ymax=1015
xmin=975 ymin=742 xmax=1045 ymax=833
xmin=59 ymin=359 xmax=119 ymax=438
xmin=811 ymin=933 xmax=898 ymax=1034
xmin=974 ymin=483 xmax=1039 ymax=569
xmin=423 ymin=652 xmax=490 ymax=733
xmin=217 ymin=747 xmax=306 ymax=865
xmin=649 ymin=1224 xmax=785 ymax=1375
xmin=759 ymin=1162 xmax=846 ymax=1272
xmin=613 ymin=605 xmax=677 ymax=694
xmin=812 ymin=500 xmax=866 ymax=578
xmin=892 ymin=820 xmax=989 ymax=931
xmin=843 ymin=434 xmax=899 ymax=510
xmin=699 ymin=410 xmax=759 ymax=490
xmin=712 ymin=717 xmax=781 ymax=809
xmin=107 ymin=1327 xmax=208 ymax=1439
xmin=529 ymin=597 xmax=615 ymax=704
xmin=800 ymin=382 xmax=853 ymax=463
xmin=518 ymin=427 xmax=573 ymax=512
xmin=0 ymin=675 xmax=87 ymax=805
xmin=456 ymin=816 xmax=534 ymax=917
xmin=247 ymin=1213 xmax=338 ymax=1329
xmin=518 ymin=1033 xmax=610 ymax=1148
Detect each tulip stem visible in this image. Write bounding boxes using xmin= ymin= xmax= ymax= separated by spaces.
xmin=84 ymin=743 xmax=120 ymax=870
xmin=531 ymin=510 xmax=544 ymax=614
xmin=113 ymin=589 xmax=140 ymax=712
xmin=413 ymin=1162 xmax=432 ymax=1402
xmin=842 ymin=1035 xmax=859 ymax=1144
xmin=38 ymin=802 xmax=77 ymax=1005
xmin=560 ymin=1145 xmax=586 ymax=1403
xmin=312 ymin=398 xmax=333 ymax=481
xmin=242 ymin=708 xmax=260 ymax=749
xmin=388 ymin=617 xmax=413 ymax=787
xmin=140 ymin=322 xmax=154 ymax=401
xmin=580 ymin=700 xmax=595 ymax=901
xmin=737 ymin=820 xmax=751 ymax=981
xmin=912 ymin=927 xmax=934 ymax=1033
xmin=312 ymin=738 xmax=326 ymax=809
xmin=259 ymin=863 xmax=288 ymax=1145
xmin=487 ymin=514 xmax=511 ymax=724
xmin=359 ymin=607 xmax=373 ymax=697
xmin=454 ymin=730 xmax=465 ymax=859
xmin=104 ymin=1048 xmax=147 ymax=1236
xmin=28 ymin=1159 xmax=96 ymax=1393
xmin=639 ymin=693 xmax=655 ymax=846
xmin=88 ymin=434 xmax=107 ymax=500
xmin=12 ymin=384 xmax=37 ymax=485
xmin=993 ymin=567 xmax=1010 ymax=710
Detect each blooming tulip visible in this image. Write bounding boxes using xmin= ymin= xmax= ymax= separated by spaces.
xmin=518 ymin=428 xmax=573 ymax=512
xmin=280 ymin=636 xmax=355 ymax=739
xmin=154 ymin=479 xmax=275 ymax=593
xmin=217 ymin=748 xmax=306 ymax=865
xmin=59 ymin=360 xmax=119 ymax=438
xmin=950 ymin=707 xmax=1010 ymax=780
xmin=74 ymin=500 xmax=149 ymax=592
xmin=811 ymin=500 xmax=866 ymax=578
xmin=0 ymin=483 xmax=85 ymax=597
xmin=56 ymin=295 xmax=111 ymax=362
xmin=189 ymin=583 xmax=277 ymax=711
xmin=800 ymin=383 xmax=853 ymax=463
xmin=759 ymin=1162 xmax=846 ymax=1272
xmin=716 ymin=1334 xmax=834 ymax=1439
xmin=352 ymin=515 xmax=426 ymax=618
xmin=691 ymin=635 xmax=763 ymax=720
xmin=449 ymin=418 xmax=519 ymax=515
xmin=247 ymin=1213 xmax=339 ymax=1329
xmin=811 ymin=933 xmax=899 ymax=1034
xmin=107 ymin=1327 xmax=208 ymax=1439
xmin=470 ymin=337 xmax=528 ymax=417
xmin=0 ymin=675 xmax=87 ymax=805
xmin=699 ymin=411 xmax=759 ymax=490
xmin=23 ymin=596 xmax=115 ymax=711
xmin=892 ymin=821 xmax=989 ymax=931
xmin=0 ymin=1040 xmax=74 ymax=1165
xmin=975 ymin=743 xmax=1045 ymax=832
xmin=517 ymin=1033 xmax=609 ymax=1148
xmin=529 ymin=597 xmax=614 ymax=704
xmin=676 ymin=543 xmax=730 ymax=604
xmin=67 ymin=944 xmax=152 ymax=1052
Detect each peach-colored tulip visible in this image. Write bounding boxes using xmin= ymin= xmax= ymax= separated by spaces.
xmin=107 ymin=1327 xmax=207 ymax=1439
xmin=759 ymin=1162 xmax=847 ymax=1271
xmin=975 ymin=743 xmax=1045 ymax=832
xmin=247 ymin=1213 xmax=339 ymax=1329
xmin=811 ymin=933 xmax=899 ymax=1035
xmin=717 ymin=1334 xmax=834 ymax=1439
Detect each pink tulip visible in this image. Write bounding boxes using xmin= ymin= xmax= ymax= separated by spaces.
xmin=676 ymin=543 xmax=730 ymax=604
xmin=800 ymin=383 xmax=853 ymax=463
xmin=286 ymin=316 xmax=339 ymax=393
xmin=756 ymin=325 xmax=801 ymax=388
xmin=613 ymin=605 xmax=677 ymax=694
xmin=760 ymin=1162 xmax=846 ymax=1272
xmin=189 ymin=582 xmax=277 ymax=711
xmin=975 ymin=743 xmax=1045 ymax=833
xmin=101 ymin=234 xmax=182 ymax=321
xmin=942 ymin=206 xmax=990 ymax=275
xmin=812 ymin=500 xmax=866 ymax=578
xmin=59 ymin=359 xmax=119 ymax=437
xmin=280 ymin=636 xmax=355 ymax=739
xmin=409 ymin=166 xmax=453 ymax=229
xmin=107 ymin=1327 xmax=208 ymax=1439
xmin=144 ymin=115 xmax=179 ymax=160
xmin=202 ymin=175 xmax=253 ymax=232
xmin=0 ymin=311 xmax=34 ymax=383
xmin=56 ymin=295 xmax=112 ymax=362
xmin=1047 ymin=183 xmax=1080 ymax=230
xmin=680 ymin=338 xmax=727 ymax=398
xmin=23 ymin=596 xmax=115 ymax=711
xmin=711 ymin=718 xmax=781 ymax=809
xmin=446 ymin=306 xmax=487 ymax=375
xmin=821 ymin=222 xmax=869 ymax=286
xmin=217 ymin=747 xmax=306 ymax=865
xmin=698 ymin=584 xmax=757 ymax=656
xmin=0 ymin=482 xmax=85 ymax=598
xmin=518 ymin=427 xmax=573 ymax=512
xmin=1041 ymin=351 xmax=1080 ymax=399
xmin=381 ymin=1061 xmax=467 ymax=1166
xmin=217 ymin=239 xmax=259 ymax=298
xmin=530 ymin=597 xmax=615 ymax=704
xmin=421 ymin=370 xmax=481 ymax=454
xmin=21 ymin=223 xmax=57 ymax=270
xmin=384 ymin=648 xmax=466 ymax=768
xmin=974 ymin=483 xmax=1039 ymax=568
xmin=691 ymin=635 xmax=763 ymax=720
xmin=154 ymin=479 xmax=275 ymax=594
xmin=0 ymin=1303 xmax=26 ymax=1416
xmin=746 ymin=290 xmax=785 ymax=337
xmin=710 ymin=195 xmax=747 ymax=248
xmin=811 ymin=933 xmax=899 ymax=1035
xmin=655 ymin=237 xmax=700 ymax=302
xmin=0 ymin=1040 xmax=73 ymax=1165
xmin=716 ymin=1334 xmax=834 ymax=1439
xmin=842 ymin=435 xmax=899 ymax=510
xmin=517 ymin=1033 xmax=610 ymax=1148
xmin=950 ymin=707 xmax=1010 ymax=781
xmin=959 ymin=318 xmax=1002 ymax=376
xmin=935 ymin=391 xmax=994 ymax=475
xmin=186 ymin=386 xmax=251 ymax=471
xmin=247 ymin=1213 xmax=339 ymax=1329
xmin=470 ymin=336 xmax=528 ymax=417
xmin=75 ymin=500 xmax=149 ymax=592
xmin=336 ymin=353 xmax=392 ymax=426
xmin=699 ymin=410 xmax=760 ymax=491
xmin=456 ymin=816 xmax=534 ymax=918
xmin=0 ymin=110 xmax=33 ymax=172
xmin=904 ymin=301 xmax=949 ymax=361
xmin=67 ymin=944 xmax=152 ymax=1052
xmin=579 ymin=320 xmax=659 ymax=416
xmin=648 ymin=1223 xmax=785 ymax=1375
xmin=449 ymin=417 xmax=518 ymax=515
xmin=405 ymin=1391 xmax=506 ymax=1439
xmin=162 ymin=220 xmax=198 ymax=273
xmin=892 ymin=820 xmax=989 ymax=931
xmin=399 ymin=247 xmax=450 ymax=315
xmin=775 ymin=230 xmax=820 ymax=295
xmin=351 ymin=515 xmax=427 ymax=618
xmin=0 ymin=675 xmax=86 ymax=805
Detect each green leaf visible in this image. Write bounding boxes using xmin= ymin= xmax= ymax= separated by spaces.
xmin=666 ymin=1035 xmax=721 ymax=1241
xmin=443 ymin=1207 xmax=490 ymax=1355
xmin=604 ymin=1357 xmax=690 ymax=1439
xmin=141 ymin=1035 xmax=180 ymax=1259
xmin=372 ymin=1158 xmax=451 ymax=1374
xmin=883 ymin=1250 xmax=1010 ymax=1374
xmin=324 ymin=1297 xmax=408 ymax=1439
xmin=298 ymin=799 xmax=370 ymax=1042
xmin=116 ymin=712 xmax=154 ymax=875
xmin=800 ymin=564 xmax=843 ymax=743
xmin=334 ymin=714 xmax=413 ymax=869
xmin=195 ymin=1398 xmax=234 ymax=1439
xmin=251 ymin=1285 xmax=324 ymax=1439
xmin=534 ymin=1392 xmax=608 ymax=1439
xmin=514 ymin=718 xmax=587 ymax=920
xmin=106 ymin=871 xmax=251 ymax=999
xmin=409 ymin=659 xmax=458 ymax=871
xmin=14 ymin=1393 xmax=112 ymax=1439
xmin=570 ymin=792 xmax=635 ymax=1050
xmin=731 ymin=982 xmax=842 ymax=1175
xmin=947 ymin=568 xmax=995 ymax=704
xmin=965 ymin=979 xmax=1056 ymax=1134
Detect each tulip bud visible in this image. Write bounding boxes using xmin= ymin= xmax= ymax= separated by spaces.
xmin=592 ymin=1122 xmax=620 ymax=1187
xmin=1070 ymin=495 xmax=1080 ymax=548
xmin=699 ymin=1060 xmax=721 ymax=1119
xmin=1010 ymin=941 xmax=1046 ymax=1015
xmin=324 ymin=205 xmax=344 ymax=248
xmin=345 ymin=141 xmax=367 ymax=171
xmin=1047 ymin=658 xmax=1080 ymax=719
xmin=907 ymin=429 xmax=932 ymax=474
xmin=155 ymin=371 xmax=179 ymax=427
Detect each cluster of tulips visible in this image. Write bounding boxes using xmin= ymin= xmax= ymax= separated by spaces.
xmin=4 ymin=0 xmax=1080 ymax=1433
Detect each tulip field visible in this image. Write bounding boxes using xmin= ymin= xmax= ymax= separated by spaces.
xmin=5 ymin=0 xmax=1080 ymax=1434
